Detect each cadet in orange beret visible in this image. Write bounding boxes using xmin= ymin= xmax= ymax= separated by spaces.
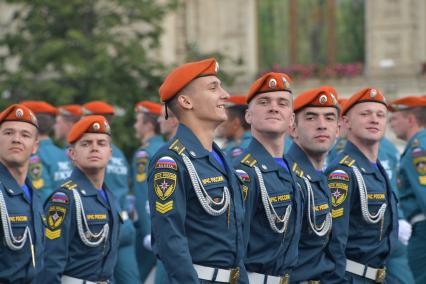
xmin=324 ymin=87 xmax=398 ymax=283
xmin=38 ymin=115 xmax=121 ymax=284
xmin=233 ymin=72 xmax=301 ymax=283
xmin=82 ymin=101 xmax=141 ymax=284
xmin=389 ymin=96 xmax=426 ymax=283
xmin=0 ymin=104 xmax=45 ymax=283
xmin=216 ymin=95 xmax=251 ymax=158
xmin=21 ymin=100 xmax=71 ymax=203
xmin=54 ymin=104 xmax=83 ymax=146
xmin=131 ymin=100 xmax=164 ymax=283
xmin=148 ymin=58 xmax=247 ymax=283
xmin=285 ymin=86 xmax=339 ymax=282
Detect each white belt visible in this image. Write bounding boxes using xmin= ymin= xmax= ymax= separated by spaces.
xmin=247 ymin=272 xmax=289 ymax=284
xmin=410 ymin=213 xmax=426 ymax=225
xmin=193 ymin=264 xmax=239 ymax=283
xmin=121 ymin=211 xmax=129 ymax=221
xmin=346 ymin=259 xmax=386 ymax=283
xmin=61 ymin=275 xmax=109 ymax=284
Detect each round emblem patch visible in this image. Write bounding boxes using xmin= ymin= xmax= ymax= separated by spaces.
xmin=319 ymin=95 xmax=328 ymax=104
xmin=16 ymin=108 xmax=24 ymax=118
xmin=370 ymin=89 xmax=377 ymax=98
xmin=269 ymin=78 xmax=277 ymax=89
xmin=92 ymin=122 xmax=100 ymax=131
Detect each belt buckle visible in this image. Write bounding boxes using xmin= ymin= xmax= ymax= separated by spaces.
xmin=279 ymin=274 xmax=289 ymax=284
xmin=309 ymin=281 xmax=320 ymax=284
xmin=375 ymin=268 xmax=386 ymax=283
xmin=97 ymin=282 xmax=108 ymax=284
xmin=229 ymin=267 xmax=240 ymax=284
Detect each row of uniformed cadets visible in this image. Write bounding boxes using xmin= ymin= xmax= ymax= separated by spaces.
xmin=0 ymin=55 xmax=424 ymax=284
xmin=146 ymin=58 xmax=426 ymax=284
xmin=0 ymin=99 xmax=175 ymax=283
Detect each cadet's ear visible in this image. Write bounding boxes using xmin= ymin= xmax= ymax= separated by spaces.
xmin=245 ymin=106 xmax=252 ymax=125
xmin=177 ymin=95 xmax=193 ymax=111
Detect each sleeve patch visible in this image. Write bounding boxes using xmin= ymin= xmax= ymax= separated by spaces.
xmin=231 ymin=147 xmax=243 ymax=158
xmin=155 ymin=156 xmax=178 ymax=171
xmin=328 ymin=170 xmax=349 ymax=181
xmin=329 ymin=170 xmax=349 ymax=207
xmin=236 ymin=169 xmax=250 ymax=182
xmin=29 ymin=155 xmax=44 ymax=189
xmin=413 ymin=156 xmax=426 ymax=175
xmin=419 ymin=176 xmax=426 ymax=185
xmin=156 ymin=200 xmax=173 ymax=214
xmin=154 ymin=172 xmax=177 ymax=200
xmin=45 ymin=228 xmax=61 ymax=240
xmin=47 ymin=206 xmax=67 ymax=230
xmin=50 ymin=192 xmax=69 ymax=204
xmin=332 ymin=208 xmax=344 ymax=218
xmin=136 ymin=152 xmax=149 ymax=182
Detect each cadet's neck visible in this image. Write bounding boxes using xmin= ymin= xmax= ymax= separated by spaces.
xmin=405 ymin=125 xmax=422 ymax=142
xmin=9 ymin=165 xmax=28 ymax=186
xmin=296 ymin=142 xmax=326 ymax=170
xmin=252 ymin=130 xmax=285 ymax=157
xmin=141 ymin=130 xmax=155 ymax=145
xmin=348 ymin=136 xmax=379 ymax=163
xmin=180 ymin=120 xmax=216 ymax=151
xmin=79 ymin=167 xmax=105 ymax=189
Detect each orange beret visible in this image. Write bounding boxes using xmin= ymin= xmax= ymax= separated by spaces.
xmin=341 ymin=87 xmax=387 ymax=116
xmin=67 ymin=115 xmax=111 ymax=144
xmin=21 ymin=100 xmax=58 ymax=115
xmin=294 ymin=86 xmax=338 ymax=112
xmin=338 ymin=98 xmax=348 ymax=108
xmin=246 ymin=72 xmax=292 ymax=103
xmin=388 ymin=96 xmax=426 ymax=112
xmin=0 ymin=104 xmax=38 ymax=128
xmin=226 ymin=95 xmax=247 ymax=107
xmin=159 ymin=58 xmax=219 ymax=102
xmin=135 ymin=101 xmax=162 ymax=115
xmin=83 ymin=101 xmax=115 ymax=115
xmin=58 ymin=104 xmax=83 ymax=117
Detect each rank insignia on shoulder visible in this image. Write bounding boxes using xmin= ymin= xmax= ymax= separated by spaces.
xmin=47 ymin=206 xmax=67 ymax=230
xmin=45 ymin=228 xmax=61 ymax=240
xmin=169 ymin=139 xmax=186 ymax=155
xmin=154 ymin=172 xmax=177 ymax=200
xmin=291 ymin=163 xmax=304 ymax=177
xmin=236 ymin=169 xmax=250 ymax=183
xmin=156 ymin=156 xmax=177 ymax=171
xmin=156 ymin=200 xmax=173 ymax=214
xmin=61 ymin=180 xmax=77 ymax=190
xmin=339 ymin=155 xmax=356 ymax=167
xmin=50 ymin=192 xmax=69 ymax=204
xmin=240 ymin=154 xmax=257 ymax=167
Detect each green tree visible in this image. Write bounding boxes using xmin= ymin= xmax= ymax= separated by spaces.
xmin=0 ymin=0 xmax=177 ymax=156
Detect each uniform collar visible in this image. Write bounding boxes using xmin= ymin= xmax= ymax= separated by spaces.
xmin=175 ymin=123 xmax=214 ymax=159
xmin=241 ymin=131 xmax=251 ymax=142
xmin=70 ymin=167 xmax=105 ymax=196
xmin=402 ymin=128 xmax=426 ymax=157
xmin=70 ymin=167 xmax=111 ymax=207
xmin=344 ymin=140 xmax=378 ymax=174
xmin=247 ymin=137 xmax=284 ymax=173
xmin=142 ymin=135 xmax=164 ymax=148
xmin=287 ymin=143 xmax=322 ymax=181
xmin=0 ymin=162 xmax=32 ymax=199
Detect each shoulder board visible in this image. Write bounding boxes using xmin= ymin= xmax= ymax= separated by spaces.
xmin=61 ymin=180 xmax=77 ymax=190
xmin=240 ymin=153 xmax=257 ymax=167
xmin=339 ymin=155 xmax=356 ymax=167
xmin=291 ymin=162 xmax=304 ymax=177
xmin=169 ymin=139 xmax=186 ymax=155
